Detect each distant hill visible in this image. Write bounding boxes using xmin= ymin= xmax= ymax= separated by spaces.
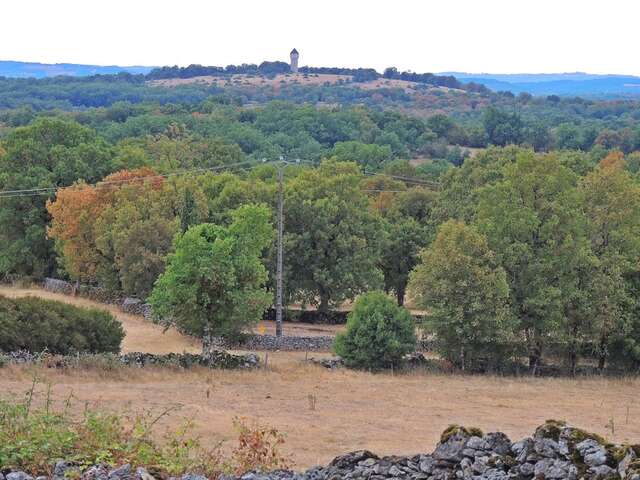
xmin=443 ymin=72 xmax=640 ymax=97
xmin=0 ymin=60 xmax=154 ymax=78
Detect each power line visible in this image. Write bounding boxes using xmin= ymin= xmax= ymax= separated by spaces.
xmin=362 ymin=171 xmax=440 ymax=189
xmin=0 ymin=159 xmax=441 ymax=199
xmin=0 ymin=160 xmax=263 ymax=198
xmin=363 ymin=189 xmax=408 ymax=193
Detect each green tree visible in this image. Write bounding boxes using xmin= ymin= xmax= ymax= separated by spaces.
xmin=379 ymin=188 xmax=437 ymax=305
xmin=476 ymin=152 xmax=585 ymax=370
xmin=482 ymin=107 xmax=524 ymax=146
xmin=149 ymin=204 xmax=273 ymax=348
xmin=285 ymin=161 xmax=384 ymax=313
xmin=334 ymin=291 xmax=416 ymax=370
xmin=94 ymin=184 xmax=180 ymax=298
xmin=580 ymin=159 xmax=640 ymax=369
xmin=330 ymin=141 xmax=392 ymax=171
xmin=409 ymin=220 xmax=513 ymax=370
xmin=0 ymin=118 xmax=113 ymax=278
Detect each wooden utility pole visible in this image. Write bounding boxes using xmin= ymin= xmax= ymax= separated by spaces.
xmin=275 ymin=165 xmax=284 ymax=338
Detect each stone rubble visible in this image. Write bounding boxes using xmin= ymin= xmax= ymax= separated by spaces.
xmin=3 ymin=422 xmax=638 ymax=480
xmin=0 ymin=350 xmax=259 ymax=369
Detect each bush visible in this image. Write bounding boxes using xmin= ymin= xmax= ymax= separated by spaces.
xmin=0 ymin=385 xmax=289 ymax=477
xmin=0 ymin=295 xmax=124 ymax=354
xmin=334 ymin=291 xmax=416 ymax=370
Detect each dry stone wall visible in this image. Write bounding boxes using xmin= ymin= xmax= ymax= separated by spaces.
xmin=2 ymin=422 xmax=638 ymax=480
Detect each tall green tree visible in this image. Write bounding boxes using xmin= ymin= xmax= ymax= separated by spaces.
xmin=580 ymin=157 xmax=640 ymax=369
xmin=94 ymin=184 xmax=180 ymax=298
xmin=378 ymin=188 xmax=437 ymax=305
xmin=285 ymin=161 xmax=384 ymax=313
xmin=476 ymin=152 xmax=586 ymax=370
xmin=409 ymin=220 xmax=513 ymax=370
xmin=149 ymin=204 xmax=273 ymax=348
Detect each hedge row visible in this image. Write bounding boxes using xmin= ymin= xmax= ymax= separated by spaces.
xmin=0 ymin=295 xmax=124 ymax=354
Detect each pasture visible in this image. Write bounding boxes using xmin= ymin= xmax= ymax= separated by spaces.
xmin=1 ymin=286 xmax=638 ymax=469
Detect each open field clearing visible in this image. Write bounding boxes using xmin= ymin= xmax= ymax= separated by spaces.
xmin=0 ymin=286 xmax=343 ymax=344
xmin=2 ymin=362 xmax=639 ymax=469
xmin=1 ymin=286 xmax=639 ymax=468
xmin=147 ymin=73 xmax=450 ymax=94
xmin=148 ymin=73 xmax=353 ymax=88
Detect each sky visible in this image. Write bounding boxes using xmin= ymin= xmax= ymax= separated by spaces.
xmin=3 ymin=0 xmax=639 ymax=75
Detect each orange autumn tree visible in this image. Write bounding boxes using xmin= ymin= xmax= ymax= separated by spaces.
xmin=361 ymin=175 xmax=406 ymax=215
xmin=599 ymin=151 xmax=625 ymax=170
xmin=46 ymin=168 xmax=162 ymax=283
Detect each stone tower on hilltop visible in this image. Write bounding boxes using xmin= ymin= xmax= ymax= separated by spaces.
xmin=290 ymin=48 xmax=299 ymax=73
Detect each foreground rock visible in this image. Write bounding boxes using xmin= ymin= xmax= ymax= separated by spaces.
xmin=222 ymin=421 xmax=640 ymax=480
xmin=3 ymin=422 xmax=638 ymax=480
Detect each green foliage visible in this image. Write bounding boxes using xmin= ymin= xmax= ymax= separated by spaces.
xmin=409 ymin=221 xmax=514 ymax=370
xmin=0 ymin=384 xmax=288 ymax=478
xmin=94 ymin=184 xmax=180 ymax=298
xmin=0 ymin=295 xmax=124 ymax=354
xmin=0 ymin=118 xmax=114 ymax=278
xmin=334 ymin=291 xmax=416 ymax=370
xmin=285 ymin=161 xmax=384 ymax=312
xmin=482 ymin=106 xmax=524 ymax=146
xmin=476 ymin=152 xmax=586 ymax=368
xmin=379 ymin=188 xmax=437 ymax=305
xmin=330 ymin=140 xmax=393 ymax=170
xmin=149 ymin=204 xmax=273 ymax=344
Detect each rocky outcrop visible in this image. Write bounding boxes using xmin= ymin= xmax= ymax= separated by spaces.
xmin=3 ymin=422 xmax=638 ymax=480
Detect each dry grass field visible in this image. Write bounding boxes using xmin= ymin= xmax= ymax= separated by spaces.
xmin=1 ymin=286 xmax=639 ymax=468
xmin=148 ymin=73 xmax=353 ymax=89
xmin=147 ymin=73 xmax=450 ymax=95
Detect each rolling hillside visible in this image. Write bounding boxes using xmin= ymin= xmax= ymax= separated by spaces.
xmin=0 ymin=60 xmax=154 ymax=78
xmin=447 ymin=72 xmax=640 ymax=97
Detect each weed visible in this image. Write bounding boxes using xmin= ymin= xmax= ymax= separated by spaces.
xmin=0 ymin=380 xmax=290 ymax=478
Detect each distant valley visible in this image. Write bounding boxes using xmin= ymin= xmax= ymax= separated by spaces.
xmin=445 ymin=72 xmax=640 ymax=97
xmin=0 ymin=60 xmax=154 ymax=78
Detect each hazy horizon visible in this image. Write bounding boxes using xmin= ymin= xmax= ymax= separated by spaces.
xmin=4 ymin=0 xmax=640 ymax=76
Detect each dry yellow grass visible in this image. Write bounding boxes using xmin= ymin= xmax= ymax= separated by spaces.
xmin=147 ymin=73 xmax=454 ymax=96
xmin=0 ymin=286 xmax=341 ymax=345
xmin=2 ymin=362 xmax=638 ymax=469
xmin=148 ymin=73 xmax=353 ymax=89
xmin=1 ymin=286 xmax=638 ymax=468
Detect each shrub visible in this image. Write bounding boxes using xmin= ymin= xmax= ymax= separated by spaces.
xmin=0 ymin=295 xmax=124 ymax=354
xmin=0 ymin=385 xmax=289 ymax=477
xmin=334 ymin=291 xmax=416 ymax=370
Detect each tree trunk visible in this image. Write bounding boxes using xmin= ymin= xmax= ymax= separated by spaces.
xmin=598 ymin=333 xmax=608 ymax=372
xmin=529 ymin=341 xmax=542 ymax=376
xmin=569 ymin=322 xmax=579 ymax=377
xmin=318 ymin=291 xmax=330 ymax=315
xmin=396 ymin=284 xmax=406 ymax=306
